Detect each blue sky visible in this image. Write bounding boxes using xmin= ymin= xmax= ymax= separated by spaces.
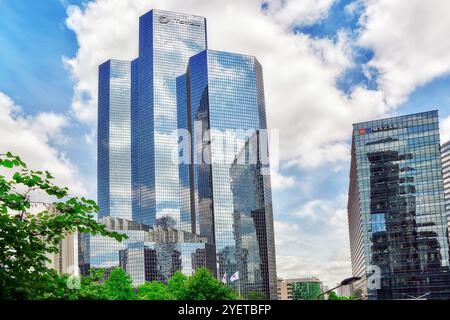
xmin=1 ymin=0 xmax=450 ymax=287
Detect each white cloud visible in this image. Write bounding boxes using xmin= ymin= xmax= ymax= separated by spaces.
xmin=0 ymin=92 xmax=87 ymax=196
xmin=441 ymin=116 xmax=450 ymax=143
xmin=270 ymin=170 xmax=295 ymax=190
xmin=275 ymin=195 xmax=352 ymax=287
xmin=358 ymin=0 xmax=450 ymax=107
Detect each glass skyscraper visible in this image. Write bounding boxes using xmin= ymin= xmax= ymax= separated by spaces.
xmin=348 ymin=111 xmax=450 ymax=300
xmin=442 ymin=141 xmax=450 ymax=231
xmin=133 ymin=10 xmax=207 ymax=229
xmin=98 ymin=59 xmax=132 ymax=221
xmin=177 ymin=51 xmax=277 ymax=298
xmin=91 ymin=9 xmax=277 ymax=298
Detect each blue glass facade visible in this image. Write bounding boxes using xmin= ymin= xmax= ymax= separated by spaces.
xmin=349 ymin=111 xmax=450 ymax=300
xmin=98 ymin=59 xmax=132 ymax=221
xmin=134 ymin=10 xmax=207 ymax=229
xmin=182 ymin=50 xmax=277 ymax=299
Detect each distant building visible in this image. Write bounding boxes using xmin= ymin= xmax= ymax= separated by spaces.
xmin=348 ymin=111 xmax=450 ymax=300
xmin=46 ymin=206 xmax=78 ymax=276
xmin=442 ymin=141 xmax=450 ymax=231
xmin=277 ymin=277 xmax=324 ymax=300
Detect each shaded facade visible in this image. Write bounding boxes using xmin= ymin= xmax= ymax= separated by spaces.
xmin=348 ymin=111 xmax=450 ymax=300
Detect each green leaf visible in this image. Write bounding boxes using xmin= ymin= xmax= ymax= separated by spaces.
xmin=1 ymin=160 xmax=14 ymax=168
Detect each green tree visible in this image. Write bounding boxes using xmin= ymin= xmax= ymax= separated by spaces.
xmin=183 ymin=268 xmax=238 ymax=300
xmin=104 ymin=268 xmax=135 ymax=300
xmin=0 ymin=152 xmax=127 ymax=300
xmin=328 ymin=291 xmax=356 ymax=300
xmin=245 ymin=291 xmax=266 ymax=300
xmin=137 ymin=281 xmax=174 ymax=300
xmin=168 ymin=271 xmax=188 ymax=299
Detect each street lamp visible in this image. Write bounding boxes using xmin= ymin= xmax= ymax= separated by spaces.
xmin=317 ymin=276 xmax=361 ymax=300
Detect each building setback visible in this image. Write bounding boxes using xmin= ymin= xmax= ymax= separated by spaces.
xmin=348 ymin=110 xmax=450 ymax=300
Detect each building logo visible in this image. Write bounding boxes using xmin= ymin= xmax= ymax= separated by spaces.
xmin=159 ymin=16 xmax=170 ymax=24
xmin=359 ymin=128 xmax=368 ymax=135
xmin=359 ymin=124 xmax=400 ymax=135
xmin=174 ymin=18 xmax=201 ymax=27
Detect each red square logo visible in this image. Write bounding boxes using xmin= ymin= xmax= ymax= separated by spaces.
xmin=359 ymin=128 xmax=366 ymax=135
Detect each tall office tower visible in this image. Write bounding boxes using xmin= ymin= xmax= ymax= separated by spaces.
xmin=178 ymin=50 xmax=277 ymax=299
xmin=98 ymin=59 xmax=133 ymax=220
xmin=348 ymin=111 xmax=450 ymax=300
xmin=133 ymin=10 xmax=207 ymax=229
xmin=442 ymin=141 xmax=450 ymax=230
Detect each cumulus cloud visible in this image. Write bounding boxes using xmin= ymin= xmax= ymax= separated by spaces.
xmin=358 ymin=0 xmax=450 ymax=107
xmin=275 ymin=195 xmax=352 ymax=286
xmin=0 ymin=92 xmax=87 ymax=196
xmin=271 ymin=170 xmax=295 ymax=190
xmin=263 ymin=0 xmax=335 ymax=29
xmin=64 ymin=0 xmax=390 ymax=170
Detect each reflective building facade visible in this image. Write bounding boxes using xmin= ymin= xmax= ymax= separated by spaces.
xmin=98 ymin=59 xmax=133 ymax=220
xmin=348 ymin=111 xmax=450 ymax=300
xmin=178 ymin=51 xmax=277 ymax=299
xmin=79 ymin=217 xmax=214 ymax=286
xmin=134 ymin=10 xmax=207 ymax=229
xmin=442 ymin=141 xmax=450 ymax=231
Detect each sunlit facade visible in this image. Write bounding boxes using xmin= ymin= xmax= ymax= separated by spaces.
xmin=348 ymin=111 xmax=450 ymax=300
xmin=133 ymin=9 xmax=207 ymax=229
xmin=179 ymin=50 xmax=277 ymax=299
xmin=98 ymin=59 xmax=132 ymax=221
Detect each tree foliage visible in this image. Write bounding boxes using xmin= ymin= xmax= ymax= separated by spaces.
xmin=327 ymin=291 xmax=357 ymax=300
xmin=0 ymin=152 xmax=127 ymax=300
xmin=104 ymin=268 xmax=135 ymax=300
xmin=137 ymin=282 xmax=174 ymax=300
xmin=182 ymin=268 xmax=238 ymax=300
